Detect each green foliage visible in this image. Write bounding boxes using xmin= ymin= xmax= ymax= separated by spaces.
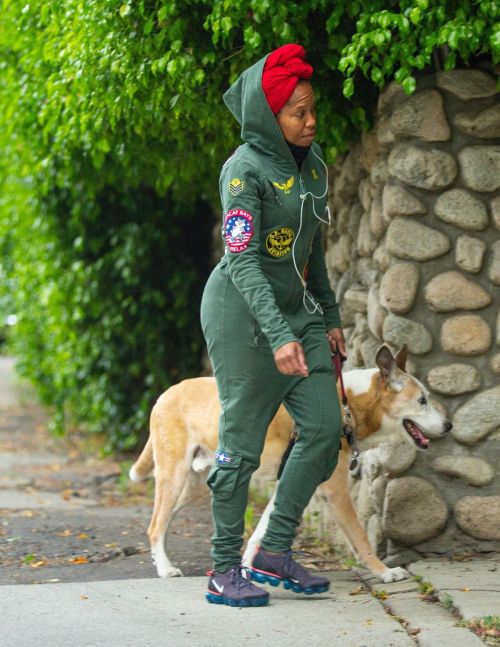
xmin=339 ymin=0 xmax=499 ymax=97
xmin=0 ymin=0 xmax=497 ymax=448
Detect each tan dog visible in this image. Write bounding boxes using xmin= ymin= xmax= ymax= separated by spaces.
xmin=130 ymin=345 xmax=451 ymax=582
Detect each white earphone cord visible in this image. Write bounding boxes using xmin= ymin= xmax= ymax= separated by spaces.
xmin=291 ymin=148 xmax=330 ymax=315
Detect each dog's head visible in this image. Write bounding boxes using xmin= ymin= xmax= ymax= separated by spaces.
xmin=376 ymin=345 xmax=452 ymax=449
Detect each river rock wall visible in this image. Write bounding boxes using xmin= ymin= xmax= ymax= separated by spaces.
xmin=321 ymin=68 xmax=499 ymax=560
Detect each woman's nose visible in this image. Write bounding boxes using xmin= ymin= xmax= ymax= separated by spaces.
xmin=305 ymin=110 xmax=316 ymax=128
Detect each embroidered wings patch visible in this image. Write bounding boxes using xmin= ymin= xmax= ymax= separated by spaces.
xmin=224 ymin=209 xmax=254 ymax=253
xmin=272 ymin=176 xmax=295 ymax=194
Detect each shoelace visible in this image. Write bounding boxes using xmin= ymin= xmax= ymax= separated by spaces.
xmin=280 ymin=551 xmax=311 ymax=580
xmin=229 ymin=565 xmax=255 ymax=590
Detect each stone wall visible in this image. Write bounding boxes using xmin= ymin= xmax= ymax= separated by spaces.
xmin=322 ymin=68 xmax=499 ymax=560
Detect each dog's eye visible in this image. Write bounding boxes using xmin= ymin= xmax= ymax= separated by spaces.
xmin=418 ymin=395 xmax=427 ymax=406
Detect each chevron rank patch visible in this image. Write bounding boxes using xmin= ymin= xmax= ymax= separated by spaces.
xmin=229 ymin=178 xmax=244 ymax=195
xmin=272 ymin=176 xmax=295 ymax=194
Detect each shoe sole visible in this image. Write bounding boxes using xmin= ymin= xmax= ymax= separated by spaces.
xmin=205 ymin=592 xmax=270 ymax=607
xmin=249 ymin=567 xmax=329 ymax=595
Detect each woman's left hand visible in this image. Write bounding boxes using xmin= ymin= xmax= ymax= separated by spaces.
xmin=327 ymin=327 xmax=347 ymax=360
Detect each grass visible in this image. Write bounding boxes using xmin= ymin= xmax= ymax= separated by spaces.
xmin=458 ymin=616 xmax=500 ymax=645
xmin=413 ymin=574 xmax=435 ymax=596
xmin=440 ymin=592 xmax=454 ymax=610
xmin=372 ymin=589 xmax=389 ymax=600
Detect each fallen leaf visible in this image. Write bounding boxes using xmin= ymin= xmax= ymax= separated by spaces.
xmin=30 ymin=560 xmax=47 ymax=569
xmin=59 ymin=529 xmax=72 ymax=537
xmin=364 ymin=619 xmax=373 ymax=626
xmin=462 ymin=587 xmax=471 ymax=592
xmin=20 ymin=510 xmax=34 ymax=518
xmin=349 ymin=586 xmax=364 ymax=596
xmin=70 ymin=556 xmax=89 ymax=564
xmin=62 ymin=489 xmax=73 ymax=501
xmin=105 ymin=543 xmax=117 ymax=548
xmin=77 ymin=533 xmax=89 ymax=539
xmin=80 ymin=595 xmax=88 ymax=600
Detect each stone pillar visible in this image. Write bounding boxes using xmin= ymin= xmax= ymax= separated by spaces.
xmin=325 ymin=69 xmax=500 ymax=557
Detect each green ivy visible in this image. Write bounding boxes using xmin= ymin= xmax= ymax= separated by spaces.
xmin=0 ymin=0 xmax=497 ymax=448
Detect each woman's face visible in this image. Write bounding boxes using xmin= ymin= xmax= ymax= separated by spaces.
xmin=276 ymin=81 xmax=316 ymax=146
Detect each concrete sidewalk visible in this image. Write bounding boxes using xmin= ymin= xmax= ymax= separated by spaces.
xmin=0 ymin=572 xmax=413 ymax=647
xmin=1 ymin=356 xmax=498 ymax=645
xmin=3 ymin=554 xmax=499 ymax=647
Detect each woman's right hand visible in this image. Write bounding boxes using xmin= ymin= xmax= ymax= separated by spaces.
xmin=274 ymin=342 xmax=309 ymax=377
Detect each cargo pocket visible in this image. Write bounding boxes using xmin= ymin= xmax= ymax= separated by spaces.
xmin=206 ymin=453 xmax=242 ymax=501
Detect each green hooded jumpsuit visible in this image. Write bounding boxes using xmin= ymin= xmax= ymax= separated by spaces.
xmin=200 ymin=52 xmax=342 ymax=573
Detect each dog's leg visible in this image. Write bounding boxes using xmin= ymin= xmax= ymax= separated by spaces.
xmin=242 ymin=489 xmax=277 ymax=567
xmin=148 ymin=466 xmax=190 ymax=578
xmin=325 ymin=454 xmax=409 ymax=583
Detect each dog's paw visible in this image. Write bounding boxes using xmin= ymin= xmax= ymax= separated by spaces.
xmin=379 ymin=566 xmax=409 ymax=583
xmin=157 ymin=565 xmax=183 ymax=578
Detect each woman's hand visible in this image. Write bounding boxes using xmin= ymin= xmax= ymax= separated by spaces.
xmin=327 ymin=327 xmax=347 ymax=359
xmin=274 ymin=342 xmax=309 ymax=377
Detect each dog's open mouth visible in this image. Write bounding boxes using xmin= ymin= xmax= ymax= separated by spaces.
xmin=403 ymin=419 xmax=429 ymax=449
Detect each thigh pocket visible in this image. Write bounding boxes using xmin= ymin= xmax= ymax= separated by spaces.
xmin=206 ymin=452 xmax=242 ymax=500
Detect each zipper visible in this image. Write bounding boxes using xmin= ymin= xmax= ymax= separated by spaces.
xmin=269 ymin=181 xmax=283 ymax=206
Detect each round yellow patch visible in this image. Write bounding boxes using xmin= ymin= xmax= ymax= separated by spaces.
xmin=266 ymin=227 xmax=295 ymax=257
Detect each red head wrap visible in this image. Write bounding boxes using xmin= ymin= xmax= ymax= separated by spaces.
xmin=262 ymin=44 xmax=313 ymax=114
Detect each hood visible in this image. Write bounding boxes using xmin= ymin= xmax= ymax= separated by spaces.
xmin=223 ymin=54 xmax=293 ymax=165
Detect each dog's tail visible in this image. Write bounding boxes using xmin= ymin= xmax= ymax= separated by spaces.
xmin=129 ymin=437 xmax=154 ymax=481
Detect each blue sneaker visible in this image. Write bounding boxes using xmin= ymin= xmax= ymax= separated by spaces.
xmin=206 ymin=565 xmax=270 ymax=607
xmin=250 ymin=548 xmax=330 ymax=594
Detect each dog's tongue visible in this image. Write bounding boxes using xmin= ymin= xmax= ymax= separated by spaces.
xmin=415 ymin=426 xmax=429 ymax=447
xmin=411 ymin=421 xmax=429 ymax=447
xmin=405 ymin=419 xmax=429 ymax=448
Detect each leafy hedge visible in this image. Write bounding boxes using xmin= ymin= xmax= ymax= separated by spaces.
xmin=0 ymin=0 xmax=497 ymax=448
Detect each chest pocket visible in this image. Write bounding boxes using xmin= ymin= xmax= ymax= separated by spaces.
xmin=262 ymin=179 xmax=297 ymax=225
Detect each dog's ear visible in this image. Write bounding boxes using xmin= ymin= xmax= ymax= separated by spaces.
xmin=395 ymin=344 xmax=407 ymax=371
xmin=375 ymin=345 xmax=395 ymax=382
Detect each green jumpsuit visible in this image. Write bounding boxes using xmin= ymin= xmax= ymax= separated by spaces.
xmin=200 ymin=52 xmax=342 ymax=573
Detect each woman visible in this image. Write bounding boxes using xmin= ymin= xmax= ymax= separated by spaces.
xmin=201 ymin=44 xmax=346 ymax=607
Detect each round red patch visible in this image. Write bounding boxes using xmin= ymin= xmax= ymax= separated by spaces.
xmin=224 ymin=209 xmax=254 ymax=253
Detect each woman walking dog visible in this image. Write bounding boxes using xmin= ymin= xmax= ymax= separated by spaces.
xmin=200 ymin=44 xmax=346 ymax=607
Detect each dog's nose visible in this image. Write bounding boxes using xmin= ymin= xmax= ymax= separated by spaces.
xmin=444 ymin=421 xmax=453 ymax=432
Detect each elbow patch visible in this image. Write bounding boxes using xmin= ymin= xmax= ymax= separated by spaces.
xmin=224 ymin=209 xmax=254 ymax=253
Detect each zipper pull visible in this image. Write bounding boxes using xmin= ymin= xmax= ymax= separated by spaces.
xmin=299 ymin=175 xmax=306 ymax=200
